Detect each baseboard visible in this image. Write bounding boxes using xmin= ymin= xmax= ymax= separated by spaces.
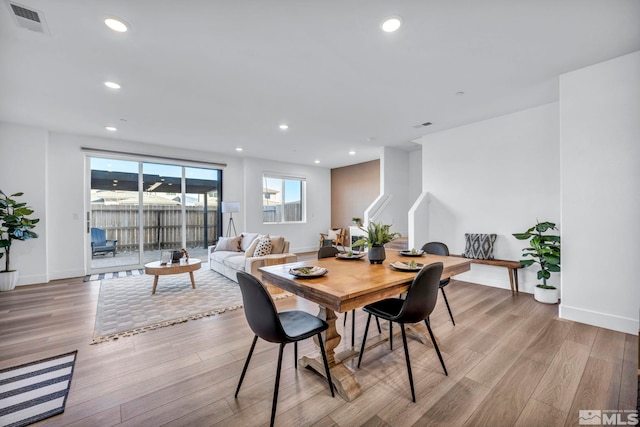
xmin=16 ymin=273 xmax=48 ymax=286
xmin=560 ymin=303 xmax=639 ymax=335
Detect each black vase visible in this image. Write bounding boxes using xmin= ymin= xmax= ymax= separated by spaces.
xmin=368 ymin=245 xmax=386 ymax=264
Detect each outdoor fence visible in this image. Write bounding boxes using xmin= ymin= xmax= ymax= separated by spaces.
xmin=91 ymin=205 xmax=218 ymax=252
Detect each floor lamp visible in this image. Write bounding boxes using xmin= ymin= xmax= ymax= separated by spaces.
xmin=221 ymin=201 xmax=239 ymax=237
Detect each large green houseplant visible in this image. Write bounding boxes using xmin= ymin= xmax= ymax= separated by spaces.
xmin=513 ymin=221 xmax=561 ymax=303
xmin=353 ymin=221 xmax=401 ymax=264
xmin=0 ymin=190 xmax=40 ymax=291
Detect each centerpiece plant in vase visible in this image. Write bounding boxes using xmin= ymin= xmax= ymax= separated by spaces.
xmin=513 ymin=221 xmax=561 ymax=304
xmin=353 ymin=221 xmax=401 ymax=264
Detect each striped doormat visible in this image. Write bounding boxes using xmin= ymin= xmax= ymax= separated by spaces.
xmin=84 ymin=268 xmax=144 ymax=282
xmin=0 ymin=351 xmax=77 ymax=427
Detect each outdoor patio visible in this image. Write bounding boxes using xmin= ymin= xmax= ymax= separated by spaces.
xmin=90 ymin=247 xmax=210 ymax=270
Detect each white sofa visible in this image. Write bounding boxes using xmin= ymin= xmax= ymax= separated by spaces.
xmin=208 ymin=232 xmax=298 ymax=282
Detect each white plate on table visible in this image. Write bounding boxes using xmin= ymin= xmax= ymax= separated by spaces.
xmin=390 ymin=261 xmax=424 ymax=272
xmin=336 ymin=252 xmax=365 ymax=260
xmin=398 ymin=250 xmax=425 ymax=257
xmin=289 ymin=266 xmax=328 ymax=278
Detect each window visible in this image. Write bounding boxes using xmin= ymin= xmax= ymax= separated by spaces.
xmin=263 ymin=174 xmax=305 ymax=223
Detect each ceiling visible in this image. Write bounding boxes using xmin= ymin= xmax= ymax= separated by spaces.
xmin=1 ymin=1 xmax=639 ymax=169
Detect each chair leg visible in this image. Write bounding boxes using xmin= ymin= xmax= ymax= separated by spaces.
xmin=351 ymin=309 xmax=355 ymax=347
xmin=316 ymin=333 xmax=335 ymax=397
xmin=400 ymin=324 xmax=416 ymax=402
xmin=294 ymin=342 xmax=297 ymax=369
xmin=424 ymin=318 xmax=448 ymax=376
xmin=440 ymin=287 xmax=455 ymax=326
xmin=357 ymin=314 xmax=372 ymax=368
xmin=270 ymin=343 xmax=286 ymax=427
xmin=235 ymin=335 xmax=258 ymax=398
xmin=389 ymin=321 xmax=393 ymax=350
xmin=375 ymin=317 xmax=382 ymax=334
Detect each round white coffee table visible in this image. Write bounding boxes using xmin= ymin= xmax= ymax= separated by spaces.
xmin=144 ymin=258 xmax=201 ymax=295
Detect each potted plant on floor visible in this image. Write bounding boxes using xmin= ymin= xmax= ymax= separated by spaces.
xmin=0 ymin=190 xmax=40 ymax=291
xmin=353 ymin=221 xmax=401 ymax=264
xmin=513 ymin=221 xmax=561 ymax=304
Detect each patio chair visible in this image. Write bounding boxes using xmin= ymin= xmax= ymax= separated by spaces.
xmin=91 ymin=227 xmax=118 ymax=258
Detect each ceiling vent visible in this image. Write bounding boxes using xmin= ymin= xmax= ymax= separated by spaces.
xmin=5 ymin=1 xmax=48 ymax=33
xmin=412 ymin=122 xmax=433 ymax=129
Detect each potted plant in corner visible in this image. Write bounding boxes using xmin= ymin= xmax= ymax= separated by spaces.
xmin=0 ymin=190 xmax=39 ymax=291
xmin=353 ymin=221 xmax=401 ymax=264
xmin=513 ymin=221 xmax=561 ymax=304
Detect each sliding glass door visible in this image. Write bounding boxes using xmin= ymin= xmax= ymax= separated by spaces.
xmin=88 ymin=156 xmax=221 ymax=274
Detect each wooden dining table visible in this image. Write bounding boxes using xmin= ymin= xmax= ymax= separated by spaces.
xmin=259 ymin=250 xmax=471 ymax=401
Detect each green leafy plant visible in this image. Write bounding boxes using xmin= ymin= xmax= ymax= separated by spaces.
xmin=353 ymin=221 xmax=401 ymax=249
xmin=513 ymin=221 xmax=560 ymax=289
xmin=352 ymin=217 xmax=361 ymax=225
xmin=0 ymin=190 xmax=39 ymax=272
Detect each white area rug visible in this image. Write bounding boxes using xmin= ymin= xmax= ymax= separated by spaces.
xmin=91 ymin=267 xmax=290 ymax=344
xmin=0 ymin=351 xmax=77 ymax=427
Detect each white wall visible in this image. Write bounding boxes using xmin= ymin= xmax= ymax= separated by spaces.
xmin=243 ymin=157 xmax=331 ymax=253
xmin=559 ymin=51 xmax=640 ymax=334
xmin=415 ymin=103 xmax=561 ymax=293
xmin=0 ymin=123 xmax=48 ymax=285
xmin=378 ymin=146 xmax=411 ymax=236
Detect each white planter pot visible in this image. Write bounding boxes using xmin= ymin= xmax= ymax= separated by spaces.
xmin=534 ymin=286 xmax=558 ymax=304
xmin=0 ymin=270 xmax=19 ymax=291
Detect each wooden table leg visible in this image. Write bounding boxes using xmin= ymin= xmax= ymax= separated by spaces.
xmin=189 ymin=271 xmax=196 ymax=289
xmin=152 ymin=275 xmax=159 ymax=295
xmin=299 ymin=307 xmax=363 ymax=402
xmin=508 ymin=268 xmax=515 ymax=295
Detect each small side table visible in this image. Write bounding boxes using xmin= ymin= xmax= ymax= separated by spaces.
xmin=144 ymin=258 xmax=202 ymax=295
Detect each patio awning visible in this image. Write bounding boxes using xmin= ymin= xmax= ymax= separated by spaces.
xmin=91 ymin=170 xmax=219 ymax=194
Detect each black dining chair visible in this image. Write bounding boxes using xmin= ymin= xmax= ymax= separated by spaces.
xmin=421 ymin=242 xmax=455 ymax=325
xmin=357 ymin=262 xmax=448 ymax=402
xmin=235 ymin=271 xmax=334 ymax=427
xmin=317 ymin=246 xmax=381 ymax=347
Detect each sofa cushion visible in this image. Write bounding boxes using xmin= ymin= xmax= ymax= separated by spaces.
xmin=253 ymin=236 xmax=273 ymax=256
xmin=223 ymin=254 xmax=247 ymax=271
xmin=214 ymin=236 xmax=242 ymax=252
xmin=240 ymin=232 xmax=259 ymax=251
xmin=210 ymin=250 xmax=242 ymax=264
xmin=269 ymin=235 xmax=286 ymax=254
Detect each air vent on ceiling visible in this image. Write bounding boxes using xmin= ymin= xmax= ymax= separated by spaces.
xmin=5 ymin=1 xmax=48 ymax=33
xmin=412 ymin=121 xmax=433 ymax=129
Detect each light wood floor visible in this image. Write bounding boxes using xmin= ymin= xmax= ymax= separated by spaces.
xmin=1 ymin=253 xmax=637 ymax=427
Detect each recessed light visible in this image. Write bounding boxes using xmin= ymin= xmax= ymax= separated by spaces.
xmin=279 ymin=124 xmax=289 ymax=130
xmin=104 ymin=81 xmax=121 ymax=89
xmin=105 ymin=17 xmax=128 ymax=33
xmin=235 ymin=147 xmax=243 ymax=152
xmin=456 ymin=91 xmax=465 ymax=96
xmin=105 ymin=126 xmax=117 ymax=131
xmin=381 ymin=16 xmax=402 ymax=33
xmin=349 ymin=151 xmax=356 ymax=155
xmin=314 ymin=160 xmax=320 ymax=164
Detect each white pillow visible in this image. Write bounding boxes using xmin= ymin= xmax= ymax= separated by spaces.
xmin=214 ymin=236 xmax=242 ymax=252
xmin=327 ymin=228 xmax=340 ymax=240
xmin=245 ymin=234 xmax=265 ymax=257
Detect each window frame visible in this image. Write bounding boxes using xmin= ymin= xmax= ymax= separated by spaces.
xmin=262 ymin=173 xmax=306 ymax=224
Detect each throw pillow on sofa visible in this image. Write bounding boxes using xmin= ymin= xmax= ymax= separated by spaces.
xmin=245 ymin=234 xmax=264 ymax=257
xmin=240 ymin=232 xmax=259 ymax=251
xmin=214 ymin=235 xmax=243 ymax=252
xmin=253 ymin=236 xmax=273 ymax=256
